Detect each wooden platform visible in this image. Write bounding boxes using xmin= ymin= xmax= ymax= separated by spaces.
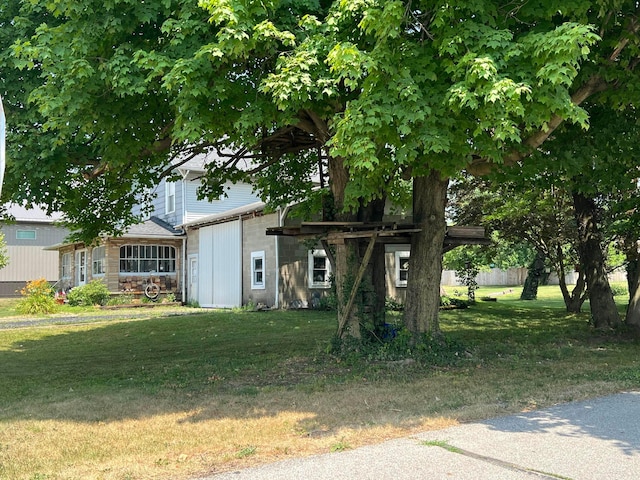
xmin=266 ymin=222 xmax=490 ymax=250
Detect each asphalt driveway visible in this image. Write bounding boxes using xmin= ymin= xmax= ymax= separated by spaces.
xmin=203 ymin=391 xmax=640 ymax=480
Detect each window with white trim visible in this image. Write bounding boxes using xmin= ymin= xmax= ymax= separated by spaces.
xmin=61 ymin=253 xmax=72 ymax=278
xmin=395 ymin=251 xmax=410 ymax=287
xmin=16 ymin=230 xmax=36 ymax=240
xmin=119 ymin=245 xmax=176 ymax=273
xmin=92 ymin=246 xmax=106 ymax=276
xmin=165 ymin=181 xmax=176 ymax=214
xmin=308 ymin=249 xmax=332 ymax=288
xmin=251 ymin=251 xmax=266 ymax=289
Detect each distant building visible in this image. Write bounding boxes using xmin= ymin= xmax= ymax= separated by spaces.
xmin=0 ymin=205 xmax=69 ymax=296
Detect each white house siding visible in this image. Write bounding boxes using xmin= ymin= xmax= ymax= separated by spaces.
xmin=198 ymin=220 xmax=242 ymax=308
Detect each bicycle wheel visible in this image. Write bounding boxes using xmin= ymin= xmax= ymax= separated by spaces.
xmin=144 ymin=283 xmax=160 ymax=300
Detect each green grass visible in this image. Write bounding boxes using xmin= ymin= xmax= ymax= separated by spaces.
xmin=1 ymin=285 xmax=640 ymax=479
xmin=0 ymin=309 xmax=334 ymax=405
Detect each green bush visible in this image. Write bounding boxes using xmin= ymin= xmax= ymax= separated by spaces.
xmin=106 ymin=294 xmax=134 ymax=306
xmin=610 ymin=284 xmax=627 ymax=297
xmin=16 ymin=278 xmax=58 ymax=315
xmin=67 ymin=280 xmax=110 ymax=306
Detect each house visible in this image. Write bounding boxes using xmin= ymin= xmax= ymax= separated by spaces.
xmin=48 ymin=151 xmax=492 ymax=306
xmin=51 ymin=217 xmax=185 ymax=299
xmin=0 ymin=204 xmax=69 ymax=297
xmin=49 ymin=152 xmax=263 ymax=301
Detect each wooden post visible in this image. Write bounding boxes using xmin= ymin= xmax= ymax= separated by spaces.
xmin=337 ymin=232 xmax=378 ymax=338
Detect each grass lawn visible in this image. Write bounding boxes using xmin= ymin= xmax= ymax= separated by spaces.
xmin=1 ymin=285 xmax=639 ymax=479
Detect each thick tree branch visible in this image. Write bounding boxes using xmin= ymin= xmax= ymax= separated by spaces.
xmin=468 ymin=18 xmax=640 ymax=176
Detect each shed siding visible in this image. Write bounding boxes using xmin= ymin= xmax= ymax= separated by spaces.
xmin=198 ymin=221 xmax=242 ymax=308
xmin=242 ymin=213 xmax=277 ymax=307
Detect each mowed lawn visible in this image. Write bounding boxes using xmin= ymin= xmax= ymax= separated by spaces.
xmin=1 ymin=286 xmax=639 ymax=479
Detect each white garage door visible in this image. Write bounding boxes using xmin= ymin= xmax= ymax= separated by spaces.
xmin=198 ymin=221 xmax=242 ymax=308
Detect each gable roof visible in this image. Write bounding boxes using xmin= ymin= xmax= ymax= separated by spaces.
xmin=4 ymin=204 xmax=64 ymax=223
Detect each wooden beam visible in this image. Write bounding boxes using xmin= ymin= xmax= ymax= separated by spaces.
xmin=337 ymin=232 xmax=378 ymax=339
xmin=326 ymin=229 xmax=421 ymax=242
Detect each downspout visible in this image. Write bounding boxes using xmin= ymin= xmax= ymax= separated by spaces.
xmin=275 ymin=208 xmax=280 ymax=309
xmin=179 ymin=170 xmax=189 ymax=304
xmin=276 ymin=205 xmax=291 ymax=309
xmin=180 ymin=169 xmax=189 ymax=223
xmin=181 ymin=234 xmax=186 ymax=304
xmin=239 ymin=214 xmax=243 ymax=307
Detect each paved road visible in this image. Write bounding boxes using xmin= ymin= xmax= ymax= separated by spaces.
xmin=202 ymin=391 xmax=640 ymax=480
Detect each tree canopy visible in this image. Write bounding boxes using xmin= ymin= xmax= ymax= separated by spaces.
xmin=3 ymin=1 xmax=636 ymax=234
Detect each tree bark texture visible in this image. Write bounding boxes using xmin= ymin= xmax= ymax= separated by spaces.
xmin=403 ymin=171 xmax=449 ymax=339
xmin=328 ymin=156 xmax=387 ymax=340
xmin=572 ymin=191 xmax=621 ymax=329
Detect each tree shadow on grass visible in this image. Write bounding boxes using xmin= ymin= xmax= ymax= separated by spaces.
xmin=0 ymin=311 xmax=416 ymax=431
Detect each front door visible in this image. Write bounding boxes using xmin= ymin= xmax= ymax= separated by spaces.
xmin=188 ymin=255 xmax=198 ymax=303
xmin=76 ymin=250 xmax=87 ymax=286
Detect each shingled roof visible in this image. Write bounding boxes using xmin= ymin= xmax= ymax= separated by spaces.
xmin=122 ymin=216 xmax=183 ymax=238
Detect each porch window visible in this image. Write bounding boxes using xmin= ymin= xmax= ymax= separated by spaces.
xmin=119 ymin=245 xmax=176 ymax=273
xmin=92 ymin=246 xmax=106 ymax=276
xmin=251 ymin=251 xmax=265 ymax=289
xmin=61 ymin=253 xmax=72 ymax=278
xmin=395 ymin=251 xmax=410 ymax=287
xmin=165 ymin=181 xmax=176 ymax=214
xmin=308 ymin=249 xmax=332 ymax=289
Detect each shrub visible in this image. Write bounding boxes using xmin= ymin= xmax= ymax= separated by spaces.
xmin=162 ymin=292 xmax=177 ymax=303
xmin=67 ymin=280 xmax=110 ymax=306
xmin=385 ymin=297 xmax=404 ymax=311
xmin=16 ymin=278 xmax=58 ymax=315
xmin=610 ymin=284 xmax=627 ymax=297
xmin=106 ymin=294 xmax=135 ymax=306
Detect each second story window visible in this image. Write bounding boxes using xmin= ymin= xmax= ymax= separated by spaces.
xmin=165 ymin=181 xmax=176 ymax=214
xmin=16 ymin=230 xmax=36 ymax=240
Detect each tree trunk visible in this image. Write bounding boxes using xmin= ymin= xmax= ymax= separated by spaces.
xmin=572 ymin=191 xmax=621 ymax=329
xmin=328 ymin=157 xmax=387 ymax=340
xmin=520 ymin=250 xmax=546 ymax=300
xmin=327 ymin=156 xmax=361 ymax=338
xmin=622 ymin=239 xmax=640 ymax=329
xmin=403 ymin=171 xmax=449 ymax=340
xmin=358 ymin=196 xmax=387 ymax=336
xmin=553 ymin=243 xmax=587 ymax=313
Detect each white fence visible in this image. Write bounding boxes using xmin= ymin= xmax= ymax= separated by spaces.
xmin=441 ymin=267 xmax=627 ymax=287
